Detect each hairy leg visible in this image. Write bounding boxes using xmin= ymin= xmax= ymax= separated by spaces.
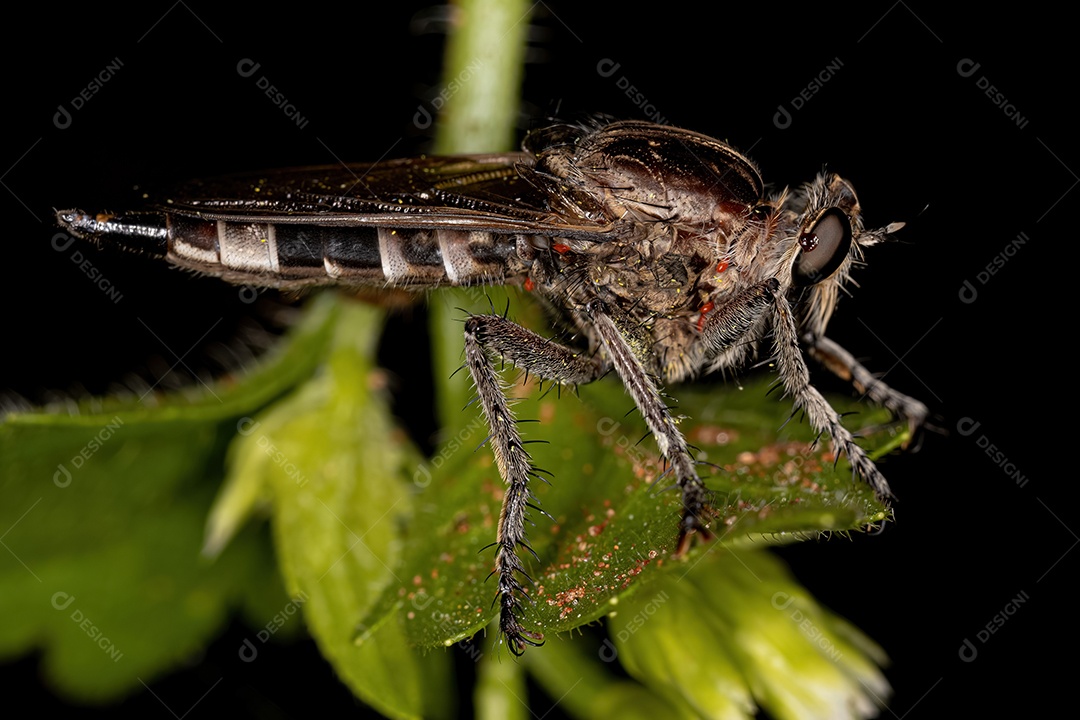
xmin=462 ymin=313 xmax=605 ymax=655
xmin=807 ymin=334 xmax=929 ymax=443
xmin=585 ymin=299 xmax=711 ymax=554
xmin=772 ymin=295 xmax=894 ymax=501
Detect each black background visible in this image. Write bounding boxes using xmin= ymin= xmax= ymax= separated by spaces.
xmin=2 ymin=2 xmax=1068 ymax=717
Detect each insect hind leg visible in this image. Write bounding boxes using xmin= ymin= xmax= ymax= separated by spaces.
xmin=462 ymin=313 xmax=606 ymax=655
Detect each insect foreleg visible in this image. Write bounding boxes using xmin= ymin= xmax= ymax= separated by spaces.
xmin=771 ymin=295 xmax=894 ymax=502
xmin=462 ymin=313 xmax=606 ymax=656
xmin=701 ymin=279 xmax=780 ymax=357
xmin=807 ymin=334 xmax=929 ymax=443
xmin=585 ymin=299 xmax=711 ymax=554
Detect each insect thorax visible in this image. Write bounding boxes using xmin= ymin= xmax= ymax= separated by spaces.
xmin=528 ymin=217 xmax=768 ymax=383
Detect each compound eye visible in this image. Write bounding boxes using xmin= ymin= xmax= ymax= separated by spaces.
xmin=792 ymin=208 xmax=852 ymax=286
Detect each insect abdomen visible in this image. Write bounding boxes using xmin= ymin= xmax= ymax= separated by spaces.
xmin=58 ymin=210 xmax=523 ymax=289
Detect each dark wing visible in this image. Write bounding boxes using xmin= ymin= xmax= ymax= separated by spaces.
xmin=156 ymin=154 xmax=624 ymax=241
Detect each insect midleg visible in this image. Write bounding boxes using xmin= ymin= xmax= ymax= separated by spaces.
xmin=807 ymin=334 xmax=930 ymax=443
xmin=771 ymin=294 xmax=894 ymax=501
xmin=462 ymin=313 xmax=606 ymax=655
xmin=584 ymin=300 xmax=711 ymax=553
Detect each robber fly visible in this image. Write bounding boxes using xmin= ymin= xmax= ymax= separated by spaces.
xmin=57 ymin=119 xmax=927 ymax=655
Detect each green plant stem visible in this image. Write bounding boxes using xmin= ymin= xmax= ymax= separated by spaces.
xmin=433 ymin=0 xmax=530 ymax=154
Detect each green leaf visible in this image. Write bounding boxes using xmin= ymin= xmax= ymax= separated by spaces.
xmin=228 ymin=298 xmax=452 ymax=720
xmin=0 ymin=293 xmax=338 ymax=701
xmin=611 ymin=549 xmax=890 ymax=720
xmin=609 ymin=572 xmax=755 ymax=719
xmin=475 ymin=629 xmax=528 ymax=720
xmin=362 ymin=287 xmax=902 ymax=656
xmin=525 ymin=631 xmax=692 ymax=719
